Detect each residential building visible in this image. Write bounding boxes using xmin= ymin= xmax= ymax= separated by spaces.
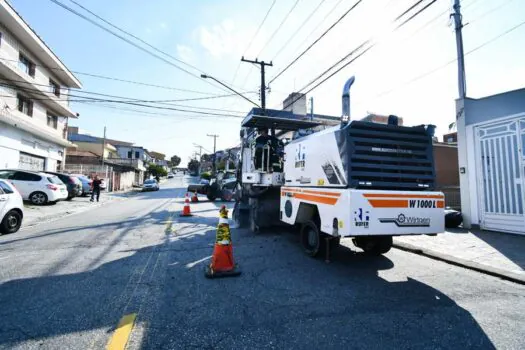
xmin=443 ymin=131 xmax=458 ymax=143
xmin=0 ymin=0 xmax=82 ymax=171
xmin=67 ymin=127 xmax=146 ymax=184
xmin=149 ymin=150 xmax=168 ymax=169
xmin=115 ymin=145 xmax=153 ymax=165
xmin=457 ymin=87 xmax=525 ymax=235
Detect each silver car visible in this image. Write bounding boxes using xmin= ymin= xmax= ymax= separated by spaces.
xmin=142 ymin=179 xmax=159 ymax=191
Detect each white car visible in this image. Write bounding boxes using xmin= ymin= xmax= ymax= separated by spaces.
xmin=142 ymin=179 xmax=159 ymax=191
xmin=0 ymin=179 xmax=24 ymax=234
xmin=0 ymin=169 xmax=68 ymax=205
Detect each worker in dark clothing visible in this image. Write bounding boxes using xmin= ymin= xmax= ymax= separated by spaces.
xmin=90 ymin=175 xmax=102 ymax=202
xmin=254 ymin=128 xmax=280 ymax=171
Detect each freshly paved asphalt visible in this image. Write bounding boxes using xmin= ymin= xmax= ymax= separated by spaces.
xmin=0 ymin=175 xmax=524 ymax=349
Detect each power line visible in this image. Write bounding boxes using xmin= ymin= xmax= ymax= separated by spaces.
xmin=67 ymin=0 xmax=203 ymax=74
xmin=280 ymin=0 xmax=346 ymax=68
xmin=268 ymin=0 xmax=363 ymax=85
xmin=0 ymin=77 xmax=254 ymax=109
xmin=363 ymin=17 xmax=525 ymax=102
xmin=256 ymin=0 xmax=301 ymax=57
xmin=272 ymin=0 xmax=327 ymax=62
xmin=0 ymin=82 xmax=246 ymax=118
xmin=278 ymin=0 xmax=440 ymax=112
xmin=47 ymin=0 xmax=230 ymax=94
xmin=0 ymin=57 xmax=221 ymax=95
xmin=230 ymin=0 xmax=277 ymax=86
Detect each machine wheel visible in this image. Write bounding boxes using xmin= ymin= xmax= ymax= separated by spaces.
xmin=300 ymin=220 xmax=322 ymax=257
xmin=29 ymin=192 xmax=48 ymax=205
xmin=249 ymin=205 xmax=259 ymax=233
xmin=353 ymin=236 xmax=393 ymax=256
xmin=0 ymin=210 xmax=22 ymax=234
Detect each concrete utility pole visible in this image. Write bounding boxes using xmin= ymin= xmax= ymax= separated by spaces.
xmin=241 ymin=57 xmax=273 ymax=109
xmin=452 ymin=0 xmax=467 ymax=102
xmin=101 ymin=126 xmax=106 ymax=166
xmin=207 ymin=134 xmax=219 ymax=175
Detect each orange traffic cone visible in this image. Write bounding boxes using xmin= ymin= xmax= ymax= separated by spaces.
xmin=180 ymin=193 xmax=193 ymax=217
xmin=191 ymin=190 xmax=199 ymax=203
xmin=205 ymin=205 xmax=241 ymax=278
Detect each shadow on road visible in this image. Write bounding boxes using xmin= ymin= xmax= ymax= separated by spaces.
xmin=0 ymin=215 xmax=496 ymax=349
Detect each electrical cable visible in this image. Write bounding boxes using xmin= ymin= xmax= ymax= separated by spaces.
xmin=268 ymin=0 xmax=363 ymax=85
xmin=271 ymin=0 xmax=327 ymax=62
xmin=48 ymin=0 xmax=232 ymax=94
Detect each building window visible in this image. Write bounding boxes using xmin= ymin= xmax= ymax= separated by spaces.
xmin=49 ymin=79 xmax=60 ymax=97
xmin=127 ymin=151 xmax=132 ymax=158
xmin=135 ymin=151 xmax=140 ymax=159
xmin=17 ymin=94 xmax=33 ymax=116
xmin=47 ymin=113 xmax=58 ymax=129
xmin=19 ymin=53 xmax=36 ymax=77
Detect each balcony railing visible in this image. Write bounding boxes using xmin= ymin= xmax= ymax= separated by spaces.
xmin=107 ymin=158 xmax=146 ymax=171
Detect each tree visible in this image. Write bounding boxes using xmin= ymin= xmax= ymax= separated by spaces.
xmin=148 ymin=164 xmax=168 ymax=177
xmin=170 ymin=155 xmax=181 ymax=167
xmin=187 ymin=159 xmax=200 ymax=174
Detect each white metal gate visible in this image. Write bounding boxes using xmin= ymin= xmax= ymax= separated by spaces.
xmin=476 ymin=118 xmax=525 ymax=234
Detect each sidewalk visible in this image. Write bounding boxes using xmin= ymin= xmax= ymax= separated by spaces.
xmin=21 ymin=188 xmax=141 ymax=230
xmin=394 ymin=229 xmax=525 ymax=284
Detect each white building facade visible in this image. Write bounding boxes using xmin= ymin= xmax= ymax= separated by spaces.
xmin=457 ymin=88 xmax=525 ymax=235
xmin=0 ymin=0 xmax=81 ymax=171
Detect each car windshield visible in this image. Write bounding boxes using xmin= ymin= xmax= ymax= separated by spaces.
xmin=47 ymin=176 xmax=63 ymax=184
xmin=144 ymin=179 xmax=156 ymax=184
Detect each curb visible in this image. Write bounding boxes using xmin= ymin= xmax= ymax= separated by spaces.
xmin=393 ymin=241 xmax=525 ymax=285
xmin=20 ymin=190 xmax=139 ymax=231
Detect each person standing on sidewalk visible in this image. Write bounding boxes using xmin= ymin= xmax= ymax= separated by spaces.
xmin=90 ymin=175 xmax=102 ymax=202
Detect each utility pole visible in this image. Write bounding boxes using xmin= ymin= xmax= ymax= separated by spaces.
xmin=101 ymin=126 xmax=106 ymax=166
xmin=207 ymin=134 xmax=219 ymax=175
xmin=241 ymin=57 xmax=273 ymax=109
xmin=452 ymin=0 xmax=467 ymax=102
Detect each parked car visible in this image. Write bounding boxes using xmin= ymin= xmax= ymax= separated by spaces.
xmin=142 ymin=179 xmax=159 ymax=191
xmin=167 ymin=173 xmax=174 ymax=179
xmin=0 ymin=169 xmax=68 ymax=205
xmin=100 ymin=179 xmax=107 ymax=190
xmin=0 ymin=179 xmax=24 ymax=234
xmin=45 ymin=172 xmax=82 ymax=200
xmin=69 ymin=174 xmax=92 ymax=196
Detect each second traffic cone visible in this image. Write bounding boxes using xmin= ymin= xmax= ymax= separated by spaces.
xmin=180 ymin=193 xmax=193 ymax=217
xmin=191 ymin=190 xmax=199 ymax=203
xmin=205 ymin=205 xmax=241 ymax=278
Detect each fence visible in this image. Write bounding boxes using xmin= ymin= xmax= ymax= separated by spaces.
xmin=438 ymin=186 xmax=461 ymax=211
xmin=62 ymin=164 xmax=115 ymax=192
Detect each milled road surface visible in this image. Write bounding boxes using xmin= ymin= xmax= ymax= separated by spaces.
xmin=1 ymin=175 xmax=524 ymax=349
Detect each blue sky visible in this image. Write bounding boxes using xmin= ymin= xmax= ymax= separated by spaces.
xmin=9 ymin=0 xmax=525 ymax=164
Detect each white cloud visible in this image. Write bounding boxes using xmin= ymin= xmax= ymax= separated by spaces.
xmin=176 ymin=45 xmax=194 ymax=63
xmin=159 ymin=22 xmax=168 ymax=30
xmin=198 ymin=19 xmax=245 ymax=58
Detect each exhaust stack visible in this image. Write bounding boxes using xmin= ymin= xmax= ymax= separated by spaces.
xmin=341 ymin=76 xmax=355 ymax=128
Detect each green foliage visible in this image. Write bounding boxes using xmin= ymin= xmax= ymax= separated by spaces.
xmin=148 ymin=164 xmax=168 ymax=177
xmin=170 ymin=155 xmax=181 ymax=167
xmin=187 ymin=159 xmax=200 ymax=173
xmin=200 ymin=172 xmax=211 ymax=180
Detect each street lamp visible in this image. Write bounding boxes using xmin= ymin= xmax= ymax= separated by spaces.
xmin=201 ymin=74 xmax=260 ymax=108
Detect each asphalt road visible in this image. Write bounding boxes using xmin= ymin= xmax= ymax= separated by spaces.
xmin=1 ymin=174 xmax=524 ymax=349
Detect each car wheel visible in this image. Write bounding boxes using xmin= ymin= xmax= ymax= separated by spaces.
xmin=29 ymin=191 xmax=48 ymax=205
xmin=0 ymin=210 xmax=22 ymax=234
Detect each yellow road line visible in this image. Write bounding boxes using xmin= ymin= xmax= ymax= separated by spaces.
xmin=106 ymin=313 xmax=137 ymax=350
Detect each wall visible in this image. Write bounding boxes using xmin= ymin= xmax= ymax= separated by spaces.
xmin=0 ymin=121 xmax=62 ymax=170
xmin=74 ymin=141 xmax=116 ymax=158
xmin=0 ymin=22 xmax=71 ymax=109
xmin=433 ymin=144 xmax=459 ymax=187
xmin=458 ymin=88 xmax=525 ymax=228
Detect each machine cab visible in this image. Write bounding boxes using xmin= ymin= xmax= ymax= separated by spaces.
xmin=239 ymin=108 xmax=321 ymax=187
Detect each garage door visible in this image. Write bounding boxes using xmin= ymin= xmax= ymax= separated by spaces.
xmin=19 ymin=152 xmax=45 ymax=171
